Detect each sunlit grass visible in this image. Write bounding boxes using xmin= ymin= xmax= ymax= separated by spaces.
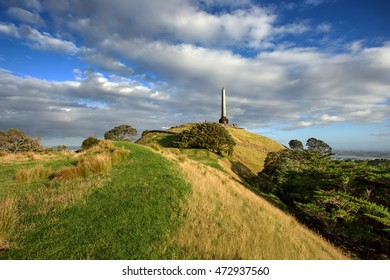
xmin=0 ymin=197 xmax=18 ymax=250
xmin=14 ymin=164 xmax=52 ymax=183
xmin=172 ymin=157 xmax=347 ymax=259
xmin=55 ymin=154 xmax=112 ymax=180
xmin=1 ymin=142 xmax=190 ymax=259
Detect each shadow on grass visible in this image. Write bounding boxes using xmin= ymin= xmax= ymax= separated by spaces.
xmin=229 ymin=160 xmax=290 ymax=212
xmin=157 ymin=134 xmax=179 ymax=148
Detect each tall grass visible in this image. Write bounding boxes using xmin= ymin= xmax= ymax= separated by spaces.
xmin=55 ymin=154 xmax=112 ymax=180
xmin=0 ymin=197 xmax=18 ymax=250
xmin=173 ymin=158 xmax=348 ymax=259
xmin=14 ymin=165 xmax=52 ymax=183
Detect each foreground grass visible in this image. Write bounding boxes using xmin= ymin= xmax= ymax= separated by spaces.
xmin=170 ymin=156 xmax=348 ymax=259
xmin=0 ymin=142 xmax=190 ymax=259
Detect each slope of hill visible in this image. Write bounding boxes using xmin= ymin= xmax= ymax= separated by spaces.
xmin=137 ymin=123 xmax=348 ymax=259
xmin=0 ymin=127 xmax=348 ymax=259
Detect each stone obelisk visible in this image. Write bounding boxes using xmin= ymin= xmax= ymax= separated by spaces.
xmin=219 ymin=87 xmax=229 ymax=124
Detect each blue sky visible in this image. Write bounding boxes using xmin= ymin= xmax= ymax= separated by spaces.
xmin=0 ymin=0 xmax=389 ymax=150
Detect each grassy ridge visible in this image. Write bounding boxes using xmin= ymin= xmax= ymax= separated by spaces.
xmin=0 ymin=142 xmax=191 ymax=259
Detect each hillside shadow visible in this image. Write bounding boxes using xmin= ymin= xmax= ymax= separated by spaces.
xmin=229 ymin=160 xmax=289 ymax=212
xmin=157 ymin=134 xmax=179 ymax=148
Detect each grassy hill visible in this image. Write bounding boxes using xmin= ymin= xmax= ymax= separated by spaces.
xmin=137 ymin=123 xmax=347 ymax=259
xmin=0 ymin=125 xmax=348 ymax=259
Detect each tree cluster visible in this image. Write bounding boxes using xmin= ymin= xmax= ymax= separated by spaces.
xmin=104 ymin=125 xmax=137 ymax=141
xmin=176 ymin=122 xmax=236 ymax=156
xmin=260 ymin=145 xmax=390 ymax=259
xmin=0 ymin=128 xmax=42 ymax=152
xmin=289 ymin=137 xmax=332 ymax=155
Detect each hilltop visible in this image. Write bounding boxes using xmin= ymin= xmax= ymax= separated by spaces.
xmin=137 ymin=123 xmax=285 ymax=173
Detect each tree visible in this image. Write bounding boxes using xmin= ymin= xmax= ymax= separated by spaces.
xmin=176 ymin=122 xmax=236 ymax=156
xmin=0 ymin=128 xmax=42 ymax=152
xmin=289 ymin=139 xmax=304 ymax=150
xmin=306 ymin=137 xmax=332 ymax=155
xmin=104 ymin=124 xmax=137 ymax=141
xmin=81 ymin=137 xmax=99 ymax=150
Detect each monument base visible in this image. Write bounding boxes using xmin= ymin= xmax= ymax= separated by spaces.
xmin=219 ymin=116 xmax=229 ymax=125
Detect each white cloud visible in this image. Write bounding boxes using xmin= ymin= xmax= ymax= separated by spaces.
xmin=0 ymin=23 xmax=79 ymax=54
xmin=7 ymin=7 xmax=44 ymax=26
xmin=0 ymin=0 xmax=389 ymax=143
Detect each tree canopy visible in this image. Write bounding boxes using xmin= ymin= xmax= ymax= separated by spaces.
xmin=176 ymin=122 xmax=236 ymax=156
xmin=306 ymin=137 xmax=332 ymax=154
xmin=289 ymin=139 xmax=304 ymax=150
xmin=0 ymin=128 xmax=42 ymax=152
xmin=104 ymin=124 xmax=138 ymax=141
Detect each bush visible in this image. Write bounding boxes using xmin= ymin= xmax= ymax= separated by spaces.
xmin=176 ymin=123 xmax=236 ymax=156
xmin=81 ymin=137 xmax=99 ymax=150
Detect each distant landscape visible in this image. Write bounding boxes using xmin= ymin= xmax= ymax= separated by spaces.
xmin=332 ymin=151 xmax=390 ymax=161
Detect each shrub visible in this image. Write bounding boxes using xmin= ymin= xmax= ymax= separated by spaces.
xmin=81 ymin=137 xmax=99 ymax=150
xmin=176 ymin=123 xmax=236 ymax=156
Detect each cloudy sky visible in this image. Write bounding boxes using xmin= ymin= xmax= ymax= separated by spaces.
xmin=0 ymin=0 xmax=389 ymax=150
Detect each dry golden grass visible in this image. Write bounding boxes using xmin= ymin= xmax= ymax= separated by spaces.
xmin=14 ymin=164 xmax=52 ymax=183
xmin=226 ymin=127 xmax=285 ymax=173
xmin=55 ymin=154 xmax=112 ymax=180
xmin=0 ymin=151 xmax=78 ymax=165
xmin=171 ymin=156 xmax=348 ymax=259
xmin=0 ymin=197 xmax=18 ymax=249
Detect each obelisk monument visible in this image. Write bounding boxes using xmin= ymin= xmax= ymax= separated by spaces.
xmin=219 ymin=87 xmax=229 ymax=124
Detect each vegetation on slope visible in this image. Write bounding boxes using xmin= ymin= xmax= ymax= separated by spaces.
xmin=0 ymin=141 xmax=190 ymax=259
xmin=164 ymin=152 xmax=347 ymax=259
xmin=137 ymin=123 xmax=347 ymax=259
xmin=260 ymin=149 xmax=390 ymax=259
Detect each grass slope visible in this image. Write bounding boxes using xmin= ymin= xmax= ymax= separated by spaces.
xmin=0 ymin=142 xmax=190 ymax=259
xmin=138 ymin=123 xmax=348 ymax=259
xmin=164 ymin=153 xmax=347 ymax=259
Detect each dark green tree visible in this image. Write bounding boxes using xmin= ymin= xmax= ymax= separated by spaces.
xmin=104 ymin=124 xmax=137 ymax=141
xmin=289 ymin=139 xmax=304 ymax=150
xmin=81 ymin=136 xmax=99 ymax=150
xmin=306 ymin=137 xmax=332 ymax=155
xmin=176 ymin=122 xmax=236 ymax=156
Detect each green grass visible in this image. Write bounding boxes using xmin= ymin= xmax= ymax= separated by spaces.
xmin=0 ymin=142 xmax=191 ymax=259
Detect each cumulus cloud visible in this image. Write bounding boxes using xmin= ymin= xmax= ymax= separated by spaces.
xmin=0 ymin=0 xmax=389 ymax=144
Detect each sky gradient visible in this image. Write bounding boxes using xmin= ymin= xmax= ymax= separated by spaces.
xmin=0 ymin=0 xmax=389 ymax=150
